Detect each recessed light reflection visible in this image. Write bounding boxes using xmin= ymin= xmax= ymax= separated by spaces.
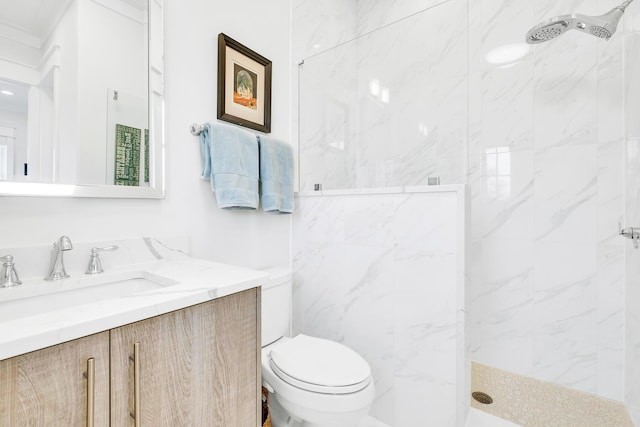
xmin=381 ymin=88 xmax=389 ymax=104
xmin=485 ymin=43 xmax=531 ymax=66
xmin=0 ymin=90 xmax=14 ymax=96
xmin=368 ymin=78 xmax=390 ymax=104
xmin=369 ymin=79 xmax=380 ymax=97
xmin=418 ymin=123 xmax=429 ymax=137
xmin=486 ymin=147 xmax=512 ymax=200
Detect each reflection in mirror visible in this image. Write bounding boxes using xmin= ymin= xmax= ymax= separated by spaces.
xmin=0 ymin=0 xmax=163 ymax=198
xmin=0 ymin=80 xmax=27 ymax=182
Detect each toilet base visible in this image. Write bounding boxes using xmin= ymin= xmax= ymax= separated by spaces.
xmin=269 ymin=391 xmax=371 ymax=427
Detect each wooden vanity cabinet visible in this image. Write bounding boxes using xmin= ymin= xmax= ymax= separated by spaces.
xmin=0 ymin=288 xmax=260 ymax=427
xmin=0 ymin=332 xmax=110 ymax=427
xmin=111 ymin=288 xmax=260 ymax=426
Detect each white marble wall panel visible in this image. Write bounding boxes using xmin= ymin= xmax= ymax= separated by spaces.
xmin=468 ymin=239 xmax=534 ymax=375
xmin=597 ymin=33 xmax=625 ymax=144
xmin=293 ymin=189 xmax=464 ymax=426
xmin=292 ymin=0 xmax=357 ymax=61
xmin=533 ymin=145 xmax=598 ymax=244
xmin=625 ymin=11 xmax=640 ymax=140
xmin=532 ymin=242 xmax=598 ymax=393
xmin=355 ymin=0 xmax=449 ymax=36
xmin=532 ymin=36 xmax=599 ymax=151
xmin=625 ymin=212 xmax=640 ymax=424
xmin=597 ymin=242 xmax=625 ymax=399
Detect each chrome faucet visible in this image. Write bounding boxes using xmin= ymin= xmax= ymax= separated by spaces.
xmin=85 ymin=246 xmax=119 ymax=275
xmin=0 ymin=255 xmax=22 ymax=287
xmin=45 ymin=236 xmax=73 ymax=280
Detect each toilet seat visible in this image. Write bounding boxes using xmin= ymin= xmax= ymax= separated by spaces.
xmin=268 ymin=334 xmax=371 ymax=394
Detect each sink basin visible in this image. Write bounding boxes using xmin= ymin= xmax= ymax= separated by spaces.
xmin=0 ymin=271 xmax=178 ymax=323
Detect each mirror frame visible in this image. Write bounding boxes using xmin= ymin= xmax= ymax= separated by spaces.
xmin=0 ymin=0 xmax=164 ymax=199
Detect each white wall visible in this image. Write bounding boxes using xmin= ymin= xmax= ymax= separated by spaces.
xmin=0 ymin=0 xmax=292 ymax=271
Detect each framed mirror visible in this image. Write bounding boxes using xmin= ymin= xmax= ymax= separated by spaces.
xmin=0 ymin=0 xmax=164 ymax=198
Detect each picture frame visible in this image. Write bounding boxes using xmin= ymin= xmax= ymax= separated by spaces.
xmin=217 ymin=33 xmax=272 ymax=133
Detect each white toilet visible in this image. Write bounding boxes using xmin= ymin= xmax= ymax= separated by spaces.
xmin=261 ymin=268 xmax=375 ymax=427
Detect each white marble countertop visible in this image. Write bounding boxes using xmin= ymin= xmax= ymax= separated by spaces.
xmin=0 ymin=251 xmax=268 ymax=361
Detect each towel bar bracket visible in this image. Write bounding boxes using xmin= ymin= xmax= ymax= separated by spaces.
xmin=190 ymin=123 xmax=206 ymax=136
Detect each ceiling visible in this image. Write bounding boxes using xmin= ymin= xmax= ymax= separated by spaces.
xmin=0 ymin=0 xmax=147 ymax=39
xmin=0 ymin=0 xmax=74 ymax=38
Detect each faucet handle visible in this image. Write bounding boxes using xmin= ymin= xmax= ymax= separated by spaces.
xmin=85 ymin=246 xmax=119 ymax=275
xmin=1 ymin=255 xmax=22 ymax=288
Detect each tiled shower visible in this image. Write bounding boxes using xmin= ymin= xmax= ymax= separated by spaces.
xmin=291 ymin=0 xmax=640 ymax=425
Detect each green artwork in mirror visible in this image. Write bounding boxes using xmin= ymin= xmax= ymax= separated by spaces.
xmin=115 ymin=124 xmax=141 ymax=186
xmin=144 ymin=129 xmax=149 ymax=183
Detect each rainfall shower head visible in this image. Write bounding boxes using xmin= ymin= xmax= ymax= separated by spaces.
xmin=526 ymin=0 xmax=634 ymax=44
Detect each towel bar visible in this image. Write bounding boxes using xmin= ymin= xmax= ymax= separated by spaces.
xmin=190 ymin=123 xmax=206 ymax=136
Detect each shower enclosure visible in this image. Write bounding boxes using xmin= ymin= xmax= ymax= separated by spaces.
xmin=293 ymin=0 xmax=640 ymax=425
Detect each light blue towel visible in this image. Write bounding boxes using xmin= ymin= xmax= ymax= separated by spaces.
xmin=257 ymin=135 xmax=294 ymax=214
xmin=200 ymin=122 xmax=259 ymax=210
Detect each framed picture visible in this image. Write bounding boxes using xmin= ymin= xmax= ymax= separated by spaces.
xmin=217 ymin=33 xmax=272 ymax=133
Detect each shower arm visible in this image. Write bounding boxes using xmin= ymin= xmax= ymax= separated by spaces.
xmin=618 ymin=0 xmax=634 ymax=11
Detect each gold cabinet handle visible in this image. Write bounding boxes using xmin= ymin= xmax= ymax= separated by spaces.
xmin=129 ymin=342 xmax=141 ymax=427
xmin=86 ymin=358 xmax=95 ymax=427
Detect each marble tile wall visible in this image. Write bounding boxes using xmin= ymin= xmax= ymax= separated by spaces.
xmin=292 ymin=0 xmax=357 ymax=62
xmin=292 ymin=188 xmax=465 ymax=426
xmin=298 ymin=0 xmax=468 ymax=191
xmin=355 ymin=0 xmax=450 ymax=35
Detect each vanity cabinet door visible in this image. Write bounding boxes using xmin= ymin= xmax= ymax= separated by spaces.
xmin=110 ymin=288 xmax=260 ymax=427
xmin=211 ymin=288 xmax=261 ymax=427
xmin=0 ymin=332 xmax=110 ymax=427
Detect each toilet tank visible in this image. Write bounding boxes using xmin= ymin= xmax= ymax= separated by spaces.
xmin=261 ymin=267 xmax=292 ymax=346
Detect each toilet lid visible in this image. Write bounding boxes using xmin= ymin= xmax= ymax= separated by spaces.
xmin=268 ymin=334 xmax=371 ymax=394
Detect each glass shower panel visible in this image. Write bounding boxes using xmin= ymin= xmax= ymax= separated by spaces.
xmin=298 ymin=3 xmax=468 ymax=191
xmin=624 ymin=8 xmax=640 ymax=423
xmin=299 ymin=41 xmax=358 ymax=191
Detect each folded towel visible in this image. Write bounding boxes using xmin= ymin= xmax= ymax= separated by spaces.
xmin=257 ymin=135 xmax=294 ymax=214
xmin=200 ymin=122 xmax=259 ymax=209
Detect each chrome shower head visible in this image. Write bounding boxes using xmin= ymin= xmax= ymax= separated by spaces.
xmin=526 ymin=19 xmax=571 ymax=43
xmin=526 ymin=0 xmax=634 ymax=44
